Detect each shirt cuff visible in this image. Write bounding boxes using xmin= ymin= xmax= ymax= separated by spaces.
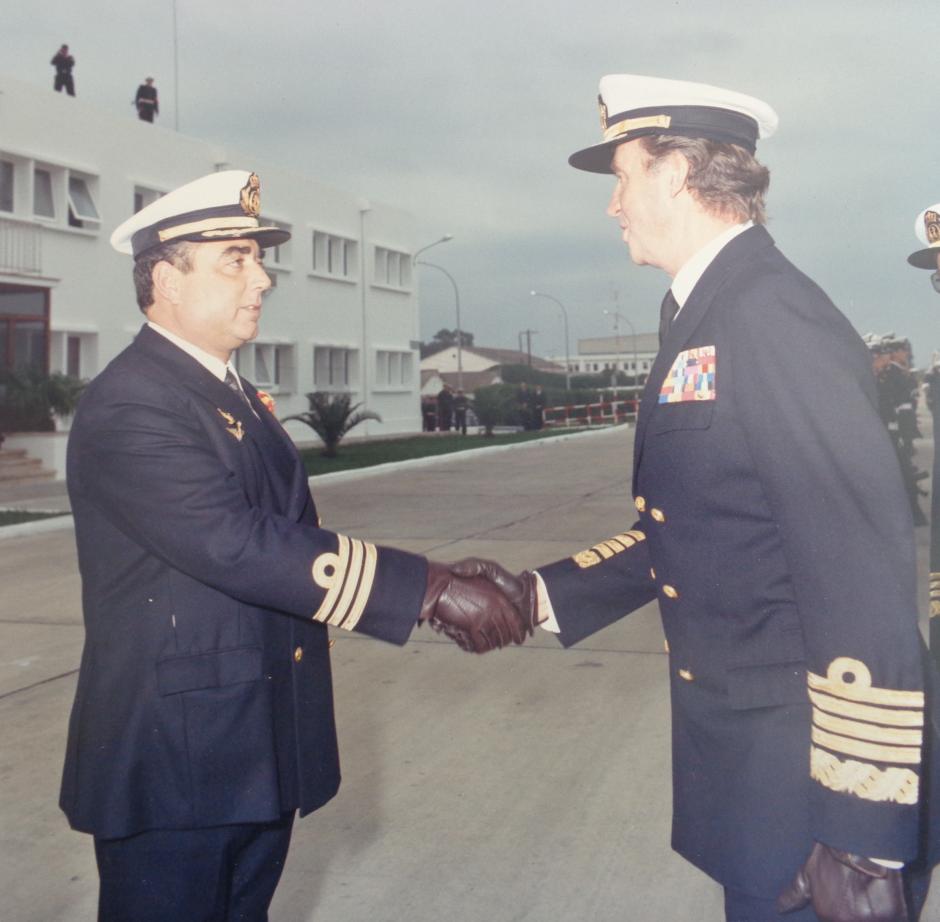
xmin=533 ymin=571 xmax=560 ymax=633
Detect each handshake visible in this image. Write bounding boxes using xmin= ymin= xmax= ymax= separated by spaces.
xmin=419 ymin=559 xmax=540 ymax=653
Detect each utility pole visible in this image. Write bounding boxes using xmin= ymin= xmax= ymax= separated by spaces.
xmin=519 ymin=329 xmax=538 ymax=366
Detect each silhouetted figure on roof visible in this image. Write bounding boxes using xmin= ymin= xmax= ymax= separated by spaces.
xmin=51 ymin=44 xmax=75 ymax=96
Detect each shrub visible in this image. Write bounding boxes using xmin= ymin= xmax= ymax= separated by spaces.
xmin=281 ymin=392 xmax=381 ymax=457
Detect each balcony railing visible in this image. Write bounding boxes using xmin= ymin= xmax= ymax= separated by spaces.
xmin=0 ymin=217 xmax=43 ymax=275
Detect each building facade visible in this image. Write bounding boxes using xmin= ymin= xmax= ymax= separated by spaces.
xmin=551 ymin=332 xmax=660 ymax=378
xmin=0 ymin=74 xmax=422 ymax=463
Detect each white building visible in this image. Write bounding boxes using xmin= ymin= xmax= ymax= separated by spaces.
xmin=0 ymin=73 xmax=423 ymax=471
xmin=552 ymin=332 xmax=660 ymax=377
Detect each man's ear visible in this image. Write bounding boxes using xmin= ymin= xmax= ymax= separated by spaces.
xmin=666 ymin=151 xmax=692 ymax=199
xmin=152 ymin=260 xmax=182 ymax=304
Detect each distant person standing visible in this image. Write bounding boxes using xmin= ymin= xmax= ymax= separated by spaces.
xmin=453 ymin=389 xmax=469 ymax=435
xmin=134 ymin=77 xmax=159 ymax=122
xmin=437 ymin=384 xmax=454 ymax=431
xmin=908 ymin=202 xmax=940 ymax=656
xmin=51 ymin=44 xmax=75 ymax=96
xmin=532 ymin=385 xmax=546 ymax=430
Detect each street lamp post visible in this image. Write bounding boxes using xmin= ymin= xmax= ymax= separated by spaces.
xmin=603 ymin=308 xmax=639 ymax=399
xmin=530 ymin=290 xmax=571 ymax=390
xmin=417 ymin=260 xmax=462 ymax=391
xmin=413 ymin=234 xmax=453 ymax=264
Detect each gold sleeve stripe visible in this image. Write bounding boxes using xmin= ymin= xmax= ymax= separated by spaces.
xmin=812 ymin=710 xmax=923 ymax=747
xmin=808 ymin=658 xmax=924 ymax=709
xmin=811 ymin=727 xmax=921 ymax=765
xmin=808 ymin=689 xmax=924 ymax=728
xmin=811 ymin=746 xmax=919 ymax=805
xmin=572 ymin=530 xmax=646 ymax=569
xmin=330 ymin=536 xmax=365 ymax=626
xmin=338 ymin=542 xmax=377 ymax=631
xmin=311 ymin=535 xmax=378 ymax=629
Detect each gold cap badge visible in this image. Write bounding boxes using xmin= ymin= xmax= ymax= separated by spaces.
xmin=239 ymin=172 xmax=261 ymax=217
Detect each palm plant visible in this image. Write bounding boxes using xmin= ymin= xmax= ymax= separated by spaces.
xmin=0 ymin=369 xmax=85 ymax=433
xmin=282 ymin=392 xmax=381 ymax=457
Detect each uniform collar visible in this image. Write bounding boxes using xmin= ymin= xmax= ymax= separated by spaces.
xmin=146 ymin=321 xmax=238 ymax=383
xmin=670 ymin=221 xmax=753 ymax=308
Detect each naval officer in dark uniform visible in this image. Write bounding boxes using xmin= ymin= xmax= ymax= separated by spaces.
xmin=909 ymin=204 xmax=940 ymax=663
xmin=458 ymin=75 xmax=940 ymax=920
xmin=134 ymin=77 xmax=159 ymax=122
xmin=61 ymin=170 xmax=526 ymax=921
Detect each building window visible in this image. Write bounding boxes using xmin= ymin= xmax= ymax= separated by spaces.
xmin=49 ymin=330 xmax=97 ymax=379
xmin=133 ymin=186 xmax=163 ymax=214
xmin=243 ymin=342 xmax=295 ymax=392
xmin=374 ymin=247 xmax=412 ymax=289
xmin=375 ymin=349 xmax=413 ymax=387
xmin=0 ymin=160 xmax=13 ymax=213
xmin=0 ymin=284 xmax=49 ymax=373
xmin=313 ymin=346 xmax=358 ymax=389
xmin=67 ymin=174 xmax=100 ymax=228
xmin=33 ymin=168 xmax=55 ymax=218
xmin=312 ymin=231 xmax=357 ymax=280
xmin=261 ymin=217 xmax=291 ymax=268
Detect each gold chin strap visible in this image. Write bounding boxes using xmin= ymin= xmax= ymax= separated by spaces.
xmin=157 ymin=215 xmax=261 ymax=243
xmin=602 ymin=113 xmax=672 ymax=142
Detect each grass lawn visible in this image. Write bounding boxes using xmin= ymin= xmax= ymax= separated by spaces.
xmin=298 ymin=428 xmax=587 ymax=476
xmin=0 ymin=509 xmax=70 ymax=527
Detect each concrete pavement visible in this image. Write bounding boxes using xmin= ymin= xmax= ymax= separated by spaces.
xmin=1 ymin=424 xmax=938 ymax=921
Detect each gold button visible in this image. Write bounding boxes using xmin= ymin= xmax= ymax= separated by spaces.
xmin=650 ymin=508 xmax=665 ymax=523
xmin=662 ymin=584 xmax=679 ymax=599
xmin=679 ymin=668 xmax=694 ymax=682
xmin=635 ymin=496 xmax=646 ymax=512
xmin=650 ymin=567 xmax=656 ymax=579
xmin=293 ymin=646 xmax=303 ymax=663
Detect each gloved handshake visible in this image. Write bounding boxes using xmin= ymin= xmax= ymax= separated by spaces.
xmin=418 ymin=558 xmax=541 ymax=653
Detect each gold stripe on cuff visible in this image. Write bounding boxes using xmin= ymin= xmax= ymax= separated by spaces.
xmin=340 ymin=541 xmax=377 ymax=631
xmin=311 ymin=535 xmax=350 ymax=623
xmin=813 ymin=710 xmax=923 ymax=747
xmin=811 ymin=727 xmax=921 ymax=765
xmin=808 ymin=689 xmax=924 ymax=728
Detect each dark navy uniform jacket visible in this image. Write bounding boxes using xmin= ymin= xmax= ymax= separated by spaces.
xmin=537 ymin=226 xmax=940 ymax=898
xmin=61 ymin=325 xmax=426 ymax=840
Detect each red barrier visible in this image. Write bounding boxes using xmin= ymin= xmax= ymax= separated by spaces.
xmin=543 ymin=398 xmax=638 ymax=428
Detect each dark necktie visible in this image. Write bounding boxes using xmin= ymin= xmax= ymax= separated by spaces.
xmin=659 ymin=289 xmax=679 ymax=345
xmin=224 ymin=368 xmax=252 ymax=410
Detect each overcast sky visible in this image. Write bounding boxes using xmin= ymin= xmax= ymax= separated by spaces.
xmin=6 ymin=1 xmax=940 ymax=363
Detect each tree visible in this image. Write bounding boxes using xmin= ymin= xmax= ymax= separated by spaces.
xmin=420 ymin=328 xmax=475 ymax=358
xmin=281 ymin=392 xmax=381 ymax=458
xmin=472 ymin=384 xmax=516 ymax=436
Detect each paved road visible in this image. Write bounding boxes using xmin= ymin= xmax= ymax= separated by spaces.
xmin=1 ymin=425 xmax=937 ymax=921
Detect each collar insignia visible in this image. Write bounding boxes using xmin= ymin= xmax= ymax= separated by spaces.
xmin=239 ymin=172 xmax=261 ymax=217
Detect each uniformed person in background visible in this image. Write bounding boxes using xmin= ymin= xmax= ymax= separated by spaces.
xmin=134 ymin=76 xmax=159 ymax=122
xmin=457 ymin=75 xmax=940 ymax=920
xmin=865 ymin=331 xmax=927 ymax=526
xmin=50 ymin=43 xmax=75 ymax=96
xmin=61 ymin=170 xmax=526 ymax=922
xmin=908 ymin=203 xmax=940 ymax=661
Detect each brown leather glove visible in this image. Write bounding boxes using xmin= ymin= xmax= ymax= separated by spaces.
xmin=419 ymin=561 xmax=527 ymax=653
xmin=776 ymin=842 xmax=909 ymax=922
xmin=448 ymin=558 xmax=540 ymax=635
